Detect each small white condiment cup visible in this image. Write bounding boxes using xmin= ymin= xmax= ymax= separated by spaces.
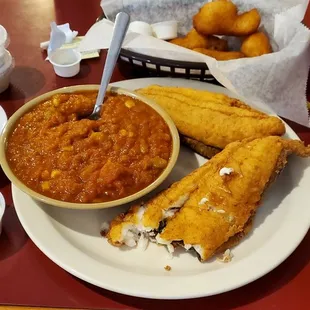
xmin=0 ymin=25 xmax=9 ymax=48
xmin=0 ymin=49 xmax=6 ymax=68
xmin=0 ymin=50 xmax=14 ymax=94
xmin=0 ymin=25 xmax=10 ymax=67
xmin=128 ymin=21 xmax=154 ymax=36
xmin=49 ymin=48 xmax=82 ymax=78
xmin=0 ymin=192 xmax=5 ymax=236
xmin=151 ymin=20 xmax=178 ymax=40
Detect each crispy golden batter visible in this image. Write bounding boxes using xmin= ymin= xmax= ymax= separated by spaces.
xmin=215 ymin=216 xmax=254 ymax=254
xmin=241 ymin=32 xmax=272 ymax=57
xmin=193 ymin=48 xmax=245 ymax=60
xmin=159 ymin=137 xmax=310 ymax=261
xmin=106 ymin=137 xmax=310 ymax=261
xmin=170 ymin=29 xmax=228 ymax=51
xmin=136 ymin=85 xmax=286 ymax=150
xmin=193 ymin=0 xmax=261 ymax=36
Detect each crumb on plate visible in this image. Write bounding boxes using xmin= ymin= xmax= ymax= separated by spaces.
xmin=217 ymin=249 xmax=233 ymax=263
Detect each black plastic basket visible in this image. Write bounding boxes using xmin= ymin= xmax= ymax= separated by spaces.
xmin=118 ymin=48 xmax=216 ymax=82
xmin=97 ymin=14 xmax=217 ymax=83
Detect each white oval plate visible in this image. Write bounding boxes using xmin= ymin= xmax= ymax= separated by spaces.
xmin=13 ymin=78 xmax=310 ymax=299
xmin=0 ymin=105 xmax=7 ymax=134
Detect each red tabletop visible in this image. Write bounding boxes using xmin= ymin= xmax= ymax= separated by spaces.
xmin=0 ymin=1 xmax=309 ymax=309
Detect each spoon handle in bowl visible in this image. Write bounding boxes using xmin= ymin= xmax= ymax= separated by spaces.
xmin=94 ymin=12 xmax=130 ymax=113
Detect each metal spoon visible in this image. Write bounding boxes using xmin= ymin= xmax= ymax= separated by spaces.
xmin=88 ymin=12 xmax=130 ymax=120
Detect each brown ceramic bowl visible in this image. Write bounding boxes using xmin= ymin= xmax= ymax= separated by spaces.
xmin=0 ymin=85 xmax=180 ymax=209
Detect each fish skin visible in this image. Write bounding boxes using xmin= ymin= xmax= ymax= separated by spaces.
xmin=181 ymin=135 xmax=221 ymax=159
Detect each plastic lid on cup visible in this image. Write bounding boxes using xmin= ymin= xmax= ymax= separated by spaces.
xmin=0 ymin=25 xmax=10 ymax=49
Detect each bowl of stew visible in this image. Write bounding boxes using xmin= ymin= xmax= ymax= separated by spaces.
xmin=0 ymin=85 xmax=180 ymax=209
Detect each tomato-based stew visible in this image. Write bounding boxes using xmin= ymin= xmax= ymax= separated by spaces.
xmin=7 ymin=92 xmax=172 ymax=203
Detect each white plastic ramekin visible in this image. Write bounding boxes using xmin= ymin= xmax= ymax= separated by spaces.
xmin=0 ymin=50 xmax=14 ymax=94
xmin=0 ymin=25 xmax=10 ymax=67
xmin=151 ymin=20 xmax=178 ymax=40
xmin=49 ymin=48 xmax=82 ymax=78
xmin=128 ymin=21 xmax=154 ymax=36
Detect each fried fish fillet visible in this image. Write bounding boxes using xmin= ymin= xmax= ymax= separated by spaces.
xmin=136 ymin=85 xmax=286 ymax=153
xmin=170 ymin=29 xmax=228 ymax=51
xmin=105 ymin=137 xmax=310 ymax=261
xmin=192 ymin=48 xmax=245 ymax=60
xmin=241 ymin=32 xmax=272 ymax=57
xmin=193 ymin=0 xmax=261 ymax=36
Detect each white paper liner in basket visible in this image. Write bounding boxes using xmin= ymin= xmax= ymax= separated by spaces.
xmin=79 ymin=0 xmax=310 ymax=127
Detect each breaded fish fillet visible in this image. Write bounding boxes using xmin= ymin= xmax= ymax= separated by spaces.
xmin=136 ymin=85 xmax=286 ymax=153
xmin=105 ymin=137 xmax=310 ymax=261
